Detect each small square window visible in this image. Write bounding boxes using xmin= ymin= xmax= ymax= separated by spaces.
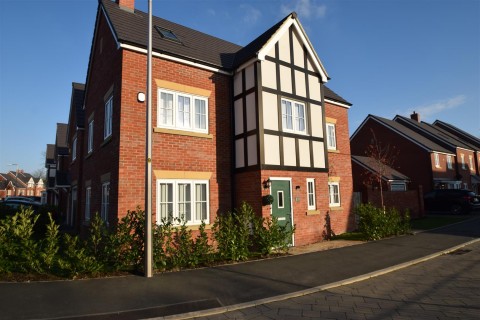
xmin=155 ymin=26 xmax=181 ymax=43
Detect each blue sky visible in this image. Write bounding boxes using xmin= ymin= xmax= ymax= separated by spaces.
xmin=0 ymin=0 xmax=479 ymax=175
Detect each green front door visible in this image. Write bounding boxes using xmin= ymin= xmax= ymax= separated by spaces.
xmin=271 ymin=180 xmax=293 ymax=244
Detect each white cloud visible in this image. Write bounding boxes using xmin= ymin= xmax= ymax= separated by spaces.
xmin=240 ymin=4 xmax=261 ymax=24
xmin=281 ymin=0 xmax=327 ymax=20
xmin=406 ymin=95 xmax=467 ymax=119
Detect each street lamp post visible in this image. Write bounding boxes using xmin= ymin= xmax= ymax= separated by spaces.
xmin=8 ymin=163 xmax=18 ymax=196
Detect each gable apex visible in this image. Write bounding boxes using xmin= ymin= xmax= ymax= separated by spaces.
xmin=256 ymin=13 xmax=329 ymax=83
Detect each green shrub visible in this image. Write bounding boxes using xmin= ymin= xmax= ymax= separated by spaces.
xmin=356 ymin=203 xmax=411 ymax=240
xmin=58 ymin=234 xmax=101 ymax=277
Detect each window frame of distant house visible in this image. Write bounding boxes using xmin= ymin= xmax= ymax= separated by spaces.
xmin=326 ymin=123 xmax=337 ymax=150
xmin=461 ymin=154 xmax=465 ymax=169
xmin=85 ymin=186 xmax=91 ymax=222
xmin=104 ymin=95 xmax=113 ymax=139
xmin=157 ymin=89 xmax=209 ymax=134
xmin=434 ymin=153 xmax=440 ymax=168
xmin=88 ymin=119 xmax=94 ymax=153
xmin=101 ymin=182 xmax=110 ymax=222
xmin=328 ymin=182 xmax=341 ymax=207
xmin=306 ymin=178 xmax=316 ymax=210
xmin=446 ymin=155 xmax=452 ymax=170
xmin=469 ymin=155 xmax=474 ymax=172
xmin=281 ymin=98 xmax=306 ymax=134
xmin=157 ymin=179 xmax=209 ymax=226
xmin=390 ymin=182 xmax=406 ymax=192
xmin=72 ymin=136 xmax=77 ymax=161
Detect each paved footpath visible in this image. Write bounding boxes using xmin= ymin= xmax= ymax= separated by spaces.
xmin=192 ymin=240 xmax=480 ymax=320
xmin=1 ymin=216 xmax=479 ymax=320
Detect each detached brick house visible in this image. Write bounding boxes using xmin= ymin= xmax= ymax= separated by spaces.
xmin=53 ymin=0 xmax=356 ymax=246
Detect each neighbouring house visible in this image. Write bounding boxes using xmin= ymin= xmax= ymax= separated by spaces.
xmin=432 ymin=120 xmax=480 ymax=194
xmin=351 ymin=112 xmax=480 ymax=198
xmin=351 ymin=155 xmax=424 ymax=218
xmin=45 ymin=123 xmax=70 ymax=224
xmin=0 ymin=171 xmax=44 ymax=199
xmin=48 ymin=0 xmax=356 ymax=246
xmin=393 ymin=114 xmax=477 ymax=190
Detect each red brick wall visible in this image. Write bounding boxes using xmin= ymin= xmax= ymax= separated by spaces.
xmin=81 ymin=12 xmax=123 ymax=224
xmin=351 ymin=118 xmax=436 ymax=193
xmin=116 ymin=50 xmax=233 ymax=223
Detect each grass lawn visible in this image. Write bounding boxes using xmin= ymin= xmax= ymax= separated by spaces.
xmin=410 ymin=215 xmax=471 ymax=231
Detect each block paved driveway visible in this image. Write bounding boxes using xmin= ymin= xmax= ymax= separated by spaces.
xmin=193 ymin=240 xmax=480 ymax=320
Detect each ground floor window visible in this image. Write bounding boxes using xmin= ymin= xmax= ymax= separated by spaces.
xmin=390 ymin=182 xmax=406 ymax=191
xmin=328 ymin=182 xmax=340 ymax=207
xmin=85 ymin=187 xmax=91 ymax=221
xmin=307 ymin=178 xmax=316 ymax=210
xmin=157 ymin=179 xmax=209 ymax=225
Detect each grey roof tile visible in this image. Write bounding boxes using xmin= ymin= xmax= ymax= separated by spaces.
xmin=352 ymin=155 xmax=410 ymax=181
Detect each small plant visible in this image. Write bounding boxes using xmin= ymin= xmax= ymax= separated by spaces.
xmin=356 ymin=203 xmax=411 ymax=240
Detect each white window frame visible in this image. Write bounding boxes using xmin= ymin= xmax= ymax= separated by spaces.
xmin=307 ymin=178 xmax=316 ymax=210
xmin=469 ymin=155 xmax=474 ymax=171
xmin=104 ymin=95 xmax=113 ymax=139
xmin=101 ymin=182 xmax=110 ymax=222
xmin=281 ymin=98 xmax=306 ymax=134
xmin=328 ymin=182 xmax=341 ymax=207
xmin=461 ymin=154 xmax=465 ymax=169
xmin=447 ymin=155 xmax=452 ymax=169
xmin=390 ymin=182 xmax=406 ymax=191
xmin=326 ymin=123 xmax=337 ymax=150
xmin=88 ymin=120 xmax=94 ymax=153
xmin=434 ymin=153 xmax=440 ymax=168
xmin=85 ymin=187 xmax=91 ymax=222
xmin=157 ymin=88 xmax=208 ymax=134
xmin=156 ymin=179 xmax=209 ymax=225
xmin=72 ymin=137 xmax=77 ymax=161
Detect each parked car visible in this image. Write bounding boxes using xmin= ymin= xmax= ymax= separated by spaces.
xmin=424 ymin=189 xmax=480 ymax=214
xmin=4 ymin=196 xmax=36 ymax=203
xmin=0 ymin=199 xmax=42 ymax=213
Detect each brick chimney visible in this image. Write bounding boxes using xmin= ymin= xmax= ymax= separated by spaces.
xmin=410 ymin=111 xmax=420 ymax=122
xmin=116 ymin=0 xmax=135 ymax=11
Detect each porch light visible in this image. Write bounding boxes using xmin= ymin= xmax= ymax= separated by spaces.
xmin=262 ymin=178 xmax=271 ymax=189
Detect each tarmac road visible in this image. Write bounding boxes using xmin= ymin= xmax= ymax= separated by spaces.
xmin=191 ymin=239 xmax=480 ymax=320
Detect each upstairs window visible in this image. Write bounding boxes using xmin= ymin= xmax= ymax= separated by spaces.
xmin=461 ymin=154 xmax=465 ymax=169
xmin=88 ymin=120 xmax=94 ymax=153
xmin=434 ymin=153 xmax=440 ymax=168
xmin=281 ymin=98 xmax=306 ymax=134
xmin=469 ymin=155 xmax=474 ymax=171
xmin=104 ymin=95 xmax=113 ymax=139
xmin=72 ymin=137 xmax=77 ymax=161
xmin=447 ymin=155 xmax=452 ymax=169
xmin=157 ymin=89 xmax=208 ymax=133
xmin=326 ymin=123 xmax=337 ymax=150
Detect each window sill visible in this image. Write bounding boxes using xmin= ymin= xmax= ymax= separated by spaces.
xmin=328 ymin=149 xmax=339 ymax=153
xmin=101 ymin=135 xmax=113 ymax=147
xmin=306 ymin=210 xmax=320 ymax=216
xmin=154 ymin=127 xmax=213 ymax=139
xmin=329 ymin=206 xmax=343 ymax=211
xmin=85 ymin=151 xmax=93 ymax=160
xmin=156 ymin=223 xmax=212 ymax=231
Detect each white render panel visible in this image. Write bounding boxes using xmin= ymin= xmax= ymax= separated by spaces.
xmin=247 ymin=135 xmax=258 ymax=166
xmin=295 ymin=70 xmax=306 ymax=98
xmin=235 ymin=139 xmax=245 ymax=168
xmin=266 ymin=41 xmax=276 ymax=59
xmin=246 ymin=93 xmax=256 ymax=131
xmin=278 ymin=31 xmax=291 ymax=63
xmin=234 ymin=99 xmax=244 ymax=135
xmin=261 ymin=60 xmax=277 ymax=89
xmin=264 ymin=135 xmax=280 ymax=165
xmin=307 ymin=57 xmax=314 ymax=72
xmin=308 ymin=75 xmax=321 ymax=101
xmin=234 ymin=71 xmax=242 ymax=96
xmin=245 ymin=64 xmax=255 ymax=90
xmin=298 ymin=139 xmax=311 ymax=167
xmin=312 ymin=141 xmax=326 ymax=168
xmin=310 ymin=103 xmax=323 ymax=138
xmin=280 ymin=65 xmax=292 ymax=94
xmin=283 ymin=137 xmax=296 ymax=166
xmin=292 ymin=30 xmax=304 ymax=67
xmin=262 ymin=92 xmax=279 ymax=131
